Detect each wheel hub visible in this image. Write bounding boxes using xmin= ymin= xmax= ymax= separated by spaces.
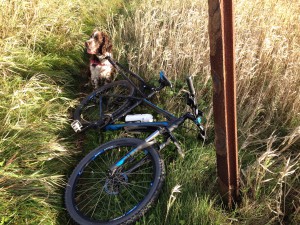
xmin=104 ymin=173 xmax=128 ymax=195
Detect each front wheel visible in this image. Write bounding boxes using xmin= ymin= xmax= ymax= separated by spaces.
xmin=65 ymin=138 xmax=165 ymax=225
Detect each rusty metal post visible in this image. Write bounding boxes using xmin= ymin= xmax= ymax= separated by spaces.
xmin=208 ymin=0 xmax=239 ymax=207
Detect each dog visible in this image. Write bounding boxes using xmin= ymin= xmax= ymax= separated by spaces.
xmin=85 ymin=30 xmax=115 ymax=89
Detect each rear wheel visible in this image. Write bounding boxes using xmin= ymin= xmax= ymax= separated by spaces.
xmin=65 ymin=138 xmax=165 ymax=225
xmin=74 ymin=80 xmax=135 ymax=128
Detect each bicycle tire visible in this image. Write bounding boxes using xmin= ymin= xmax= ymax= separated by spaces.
xmin=74 ymin=80 xmax=135 ymax=127
xmin=65 ymin=138 xmax=165 ymax=225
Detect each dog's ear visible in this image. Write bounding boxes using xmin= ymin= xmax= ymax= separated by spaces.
xmin=101 ymin=32 xmax=113 ymax=54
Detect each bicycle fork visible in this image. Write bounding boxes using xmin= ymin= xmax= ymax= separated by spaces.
xmin=108 ymin=129 xmax=161 ymax=175
xmin=109 ymin=115 xmax=189 ymax=175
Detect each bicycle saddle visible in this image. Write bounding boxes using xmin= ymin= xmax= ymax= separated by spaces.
xmin=159 ymin=71 xmax=172 ymax=88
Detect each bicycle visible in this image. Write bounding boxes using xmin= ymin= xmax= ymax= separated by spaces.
xmin=65 ymin=75 xmax=206 ymax=225
xmin=71 ymin=56 xmax=175 ymax=133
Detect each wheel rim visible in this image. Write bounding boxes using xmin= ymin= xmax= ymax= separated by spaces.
xmin=80 ymin=83 xmax=133 ymax=123
xmin=72 ymin=145 xmax=156 ymax=222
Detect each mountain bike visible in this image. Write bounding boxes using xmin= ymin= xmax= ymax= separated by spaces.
xmin=71 ymin=56 xmax=175 ymax=133
xmin=65 ymin=76 xmax=206 ymax=225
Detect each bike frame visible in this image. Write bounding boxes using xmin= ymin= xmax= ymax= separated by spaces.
xmin=98 ymin=70 xmax=205 ymax=175
xmin=109 ymin=112 xmax=199 ymax=174
xmin=77 ymin=92 xmax=178 ymax=133
xmin=102 ymin=96 xmax=177 ymax=131
xmin=73 ymin=57 xmax=205 ymax=163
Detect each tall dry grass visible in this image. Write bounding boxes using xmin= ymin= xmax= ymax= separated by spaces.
xmin=108 ymin=0 xmax=300 ymax=223
xmin=236 ymin=0 xmax=300 ymax=149
xmin=234 ymin=1 xmax=300 ymax=223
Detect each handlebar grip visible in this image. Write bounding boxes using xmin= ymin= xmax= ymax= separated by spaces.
xmin=186 ymin=76 xmax=195 ymax=96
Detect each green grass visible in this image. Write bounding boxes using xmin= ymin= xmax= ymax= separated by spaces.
xmin=1 ymin=0 xmax=299 ymax=224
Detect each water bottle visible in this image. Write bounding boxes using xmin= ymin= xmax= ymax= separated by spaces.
xmin=125 ymin=114 xmax=153 ymax=123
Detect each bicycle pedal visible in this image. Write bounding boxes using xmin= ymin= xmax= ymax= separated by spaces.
xmin=71 ymin=120 xmax=83 ymax=133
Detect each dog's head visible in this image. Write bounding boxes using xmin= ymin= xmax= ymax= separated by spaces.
xmin=85 ymin=30 xmax=112 ymax=55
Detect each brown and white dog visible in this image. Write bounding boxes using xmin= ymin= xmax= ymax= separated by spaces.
xmin=85 ymin=30 xmax=115 ymax=89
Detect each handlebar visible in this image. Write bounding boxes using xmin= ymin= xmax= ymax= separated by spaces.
xmin=186 ymin=76 xmax=197 ymax=108
xmin=186 ymin=76 xmax=195 ymax=97
xmin=185 ymin=76 xmax=204 ymax=118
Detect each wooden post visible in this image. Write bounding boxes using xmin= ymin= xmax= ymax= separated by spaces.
xmin=208 ymin=0 xmax=239 ymax=207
